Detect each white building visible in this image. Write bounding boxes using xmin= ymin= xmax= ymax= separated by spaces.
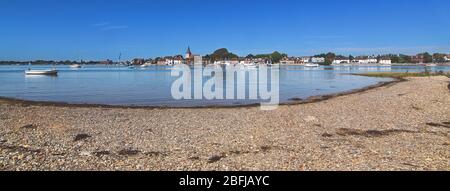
xmin=333 ymin=59 xmax=350 ymax=64
xmin=165 ymin=59 xmax=183 ymax=65
xmin=378 ymin=59 xmax=392 ymax=65
xmin=311 ymin=57 xmax=325 ymax=63
xmin=357 ymin=58 xmax=378 ymax=64
xmin=301 ymin=57 xmax=311 ymax=63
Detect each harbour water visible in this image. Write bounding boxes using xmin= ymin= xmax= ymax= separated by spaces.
xmin=0 ymin=65 xmax=448 ymax=107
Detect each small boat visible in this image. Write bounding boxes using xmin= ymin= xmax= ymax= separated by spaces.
xmin=141 ymin=63 xmax=152 ymax=68
xmin=25 ymin=69 xmax=58 ymax=75
xmin=70 ymin=64 xmax=82 ymax=68
xmin=305 ymin=63 xmax=320 ymax=67
xmin=426 ymin=64 xmax=437 ymax=67
xmin=243 ymin=63 xmax=258 ymax=69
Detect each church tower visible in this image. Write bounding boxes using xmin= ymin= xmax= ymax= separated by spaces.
xmin=186 ymin=46 xmax=192 ymax=59
xmin=185 ymin=46 xmax=193 ymax=64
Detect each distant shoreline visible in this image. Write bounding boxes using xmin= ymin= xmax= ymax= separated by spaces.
xmin=1 ymin=63 xmax=450 ymax=66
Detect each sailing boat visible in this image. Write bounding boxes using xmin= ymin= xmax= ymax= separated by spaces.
xmin=25 ymin=62 xmax=58 ymax=75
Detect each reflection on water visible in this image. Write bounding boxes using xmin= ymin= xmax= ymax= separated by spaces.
xmin=0 ymin=65 xmax=449 ymax=107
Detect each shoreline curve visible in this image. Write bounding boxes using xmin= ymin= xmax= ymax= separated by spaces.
xmin=0 ymin=78 xmax=403 ymax=109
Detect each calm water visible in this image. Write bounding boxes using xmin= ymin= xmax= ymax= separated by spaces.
xmin=0 ymin=65 xmax=449 ymax=107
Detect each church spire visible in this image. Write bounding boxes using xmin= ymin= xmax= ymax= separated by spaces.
xmin=186 ymin=46 xmax=192 ymax=55
xmin=185 ymin=46 xmax=193 ymax=61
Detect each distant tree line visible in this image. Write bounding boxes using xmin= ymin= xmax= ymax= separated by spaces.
xmin=310 ymin=52 xmax=447 ymax=64
xmin=201 ymin=48 xmax=288 ymax=63
xmin=2 ymin=51 xmax=448 ymax=66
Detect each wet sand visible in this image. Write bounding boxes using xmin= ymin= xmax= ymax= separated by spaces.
xmin=0 ymin=76 xmax=449 ymax=171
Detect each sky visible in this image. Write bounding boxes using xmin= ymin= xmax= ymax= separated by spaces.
xmin=1 ymin=0 xmax=450 ymax=61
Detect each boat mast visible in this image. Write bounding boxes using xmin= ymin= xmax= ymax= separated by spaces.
xmin=118 ymin=53 xmax=122 ymax=65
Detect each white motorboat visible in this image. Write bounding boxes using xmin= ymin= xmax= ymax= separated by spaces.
xmin=141 ymin=63 xmax=152 ymax=68
xmin=304 ymin=63 xmax=320 ymax=67
xmin=70 ymin=64 xmax=82 ymax=68
xmin=25 ymin=69 xmax=58 ymax=75
xmin=243 ymin=63 xmax=258 ymax=69
xmin=426 ymin=64 xmax=437 ymax=67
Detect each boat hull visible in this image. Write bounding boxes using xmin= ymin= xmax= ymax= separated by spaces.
xmin=305 ymin=64 xmax=319 ymax=67
xmin=25 ymin=70 xmax=58 ymax=75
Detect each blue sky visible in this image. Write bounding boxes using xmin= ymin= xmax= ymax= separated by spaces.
xmin=1 ymin=0 xmax=449 ymax=61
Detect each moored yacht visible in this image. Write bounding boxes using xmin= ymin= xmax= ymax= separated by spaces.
xmin=70 ymin=64 xmax=82 ymax=68
xmin=304 ymin=63 xmax=320 ymax=67
xmin=25 ymin=69 xmax=58 ymax=75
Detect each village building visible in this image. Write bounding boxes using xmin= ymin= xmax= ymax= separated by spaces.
xmin=132 ymin=58 xmax=145 ymax=65
xmin=300 ymin=57 xmax=311 ymax=63
xmin=354 ymin=56 xmax=377 ymax=64
xmin=445 ymin=55 xmax=450 ymax=62
xmin=378 ymin=58 xmax=392 ymax=65
xmin=311 ymin=57 xmax=325 ymax=63
xmin=280 ymin=57 xmax=295 ymax=65
xmin=185 ymin=46 xmax=202 ymax=65
xmin=332 ymin=59 xmax=350 ymax=64
xmin=410 ymin=54 xmax=425 ymax=63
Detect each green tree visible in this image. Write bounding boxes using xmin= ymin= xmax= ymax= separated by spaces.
xmin=245 ymin=54 xmax=255 ymax=59
xmin=398 ymin=54 xmax=411 ymax=63
xmin=349 ymin=55 xmax=355 ymax=61
xmin=422 ymin=52 xmax=433 ymax=63
xmin=324 ymin=52 xmax=336 ymax=65
xmin=210 ymin=48 xmax=239 ymax=61
xmin=270 ymin=51 xmax=283 ymax=63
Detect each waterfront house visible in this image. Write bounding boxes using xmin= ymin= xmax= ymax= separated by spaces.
xmin=411 ymin=54 xmax=425 ymax=63
xmin=378 ymin=59 xmax=392 ymax=65
xmin=299 ymin=57 xmax=311 ymax=64
xmin=163 ymin=56 xmax=183 ymax=65
xmin=100 ymin=59 xmax=114 ymax=65
xmin=239 ymin=59 xmax=252 ymax=65
xmin=354 ymin=56 xmax=377 ymax=64
xmin=280 ymin=57 xmax=295 ymax=65
xmin=132 ymin=58 xmax=145 ymax=65
xmin=156 ymin=59 xmax=167 ymax=65
xmin=311 ymin=57 xmax=325 ymax=63
xmin=333 ymin=59 xmax=350 ymax=64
